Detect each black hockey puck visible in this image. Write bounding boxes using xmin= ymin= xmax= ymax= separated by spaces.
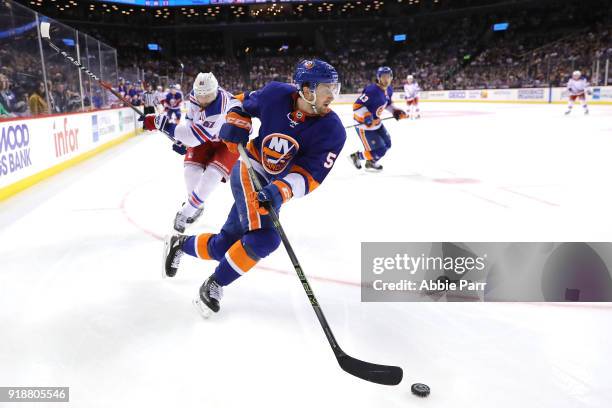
xmin=411 ymin=383 xmax=430 ymax=397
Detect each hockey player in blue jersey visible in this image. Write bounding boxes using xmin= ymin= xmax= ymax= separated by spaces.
xmin=164 ymin=84 xmax=183 ymax=123
xmin=161 ymin=59 xmax=346 ymax=316
xmin=348 ymin=66 xmax=406 ymax=172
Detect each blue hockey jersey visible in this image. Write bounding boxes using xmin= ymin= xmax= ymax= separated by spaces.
xmin=353 ymin=83 xmax=395 ymax=130
xmin=165 ymin=91 xmax=183 ymax=110
xmin=239 ymin=82 xmax=346 ymax=199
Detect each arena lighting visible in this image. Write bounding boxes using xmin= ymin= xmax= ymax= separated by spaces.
xmin=62 ymin=38 xmax=75 ymax=46
xmin=493 ymin=22 xmax=509 ymax=31
xmin=94 ymin=0 xmax=348 ymax=6
xmin=147 ymin=43 xmax=160 ymax=51
xmin=393 ymin=34 xmax=407 ymax=42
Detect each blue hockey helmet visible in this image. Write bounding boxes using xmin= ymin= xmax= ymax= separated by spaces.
xmin=376 ymin=66 xmax=393 ymax=80
xmin=293 ymin=59 xmax=340 ymax=114
xmin=293 ymin=59 xmax=339 ymax=90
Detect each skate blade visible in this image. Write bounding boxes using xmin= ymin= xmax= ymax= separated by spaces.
xmin=162 ymin=235 xmax=171 ymax=279
xmin=193 ymin=298 xmax=213 ymax=319
xmin=364 ymin=168 xmax=382 ymax=173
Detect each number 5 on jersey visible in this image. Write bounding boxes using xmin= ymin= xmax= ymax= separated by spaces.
xmin=324 ymin=152 xmax=337 ymax=168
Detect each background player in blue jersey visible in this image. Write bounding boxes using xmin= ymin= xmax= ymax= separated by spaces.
xmin=161 ymin=59 xmax=346 ymax=317
xmin=348 ymin=66 xmax=406 ymax=172
xmin=164 ymin=84 xmax=183 ymax=123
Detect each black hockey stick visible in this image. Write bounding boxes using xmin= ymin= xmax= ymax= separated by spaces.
xmin=40 ymin=22 xmax=187 ymax=153
xmin=345 ymin=116 xmax=396 ymax=129
xmin=237 ymin=144 xmax=403 ymax=386
xmin=39 ymin=22 xmax=145 ymax=120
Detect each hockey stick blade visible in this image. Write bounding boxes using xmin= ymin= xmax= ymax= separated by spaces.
xmin=337 ymin=353 xmax=403 ymax=386
xmin=40 ymin=22 xmax=50 ymax=39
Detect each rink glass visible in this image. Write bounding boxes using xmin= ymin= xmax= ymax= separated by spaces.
xmin=0 ymin=0 xmax=119 ymax=118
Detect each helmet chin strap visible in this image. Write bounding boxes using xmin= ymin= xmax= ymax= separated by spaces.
xmin=299 ymin=88 xmax=318 ymax=114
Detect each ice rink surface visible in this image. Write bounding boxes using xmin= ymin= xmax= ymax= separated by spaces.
xmin=1 ymin=102 xmax=612 ymax=407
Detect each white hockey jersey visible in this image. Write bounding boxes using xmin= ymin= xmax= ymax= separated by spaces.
xmin=154 ymin=90 xmax=166 ymax=105
xmin=171 ymin=88 xmax=241 ymax=147
xmin=403 ymin=83 xmax=421 ymax=100
xmin=183 ymin=88 xmax=241 ymax=143
xmin=567 ymin=78 xmax=589 ymax=95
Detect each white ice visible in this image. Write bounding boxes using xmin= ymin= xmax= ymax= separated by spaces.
xmin=1 ymin=102 xmax=612 ymax=408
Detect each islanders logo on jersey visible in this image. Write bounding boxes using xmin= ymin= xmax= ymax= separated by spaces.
xmin=303 ymin=60 xmax=315 ymax=69
xmin=261 ymin=133 xmax=300 ymax=175
xmin=376 ymin=104 xmax=387 ymax=118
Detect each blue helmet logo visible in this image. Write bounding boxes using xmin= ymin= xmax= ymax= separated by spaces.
xmin=303 ymin=60 xmax=315 ymax=70
xmin=376 ymin=66 xmax=393 ymax=80
xmin=294 ymin=59 xmax=339 ymax=89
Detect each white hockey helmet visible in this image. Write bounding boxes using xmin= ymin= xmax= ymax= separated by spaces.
xmin=572 ymin=70 xmax=581 ymax=79
xmin=406 ymin=74 xmax=414 ymax=82
xmin=194 ymin=72 xmax=219 ymax=97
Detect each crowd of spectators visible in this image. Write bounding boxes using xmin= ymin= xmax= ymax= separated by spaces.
xmin=111 ymin=2 xmax=611 ymax=96
xmin=0 ymin=29 xmax=108 ymax=118
xmin=324 ymin=25 xmax=391 ymax=92
xmin=440 ymin=12 xmax=612 ymax=89
xmin=2 ymin=0 xmax=611 ymax=119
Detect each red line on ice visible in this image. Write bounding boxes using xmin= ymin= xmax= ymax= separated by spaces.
xmin=459 ymin=189 xmax=509 ymax=208
xmin=500 ymin=187 xmax=560 ymax=207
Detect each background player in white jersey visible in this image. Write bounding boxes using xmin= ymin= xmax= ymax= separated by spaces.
xmin=403 ymin=74 xmax=421 ymax=119
xmin=154 ymin=85 xmax=166 ymax=114
xmin=565 ymin=70 xmax=590 ymax=115
xmin=142 ymin=72 xmax=241 ymax=232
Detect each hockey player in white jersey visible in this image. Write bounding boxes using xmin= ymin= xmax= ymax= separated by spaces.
xmin=565 ymin=70 xmax=590 ymax=115
xmin=142 ymin=72 xmax=241 ymax=232
xmin=154 ymin=85 xmax=166 ymax=114
xmin=403 ymin=75 xmax=421 ymax=119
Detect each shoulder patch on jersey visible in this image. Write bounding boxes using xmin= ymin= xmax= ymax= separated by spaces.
xmin=261 ymin=133 xmax=300 ymax=175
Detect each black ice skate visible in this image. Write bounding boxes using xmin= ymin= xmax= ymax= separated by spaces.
xmin=564 ymin=109 xmax=571 ymax=115
xmin=186 ymin=205 xmax=204 ymax=224
xmin=365 ymin=160 xmax=383 ymax=172
xmin=584 ymin=108 xmax=589 ymax=115
xmin=348 ymin=152 xmax=362 ymax=169
xmin=162 ymin=234 xmax=186 ymax=278
xmin=193 ymin=275 xmax=224 ymax=317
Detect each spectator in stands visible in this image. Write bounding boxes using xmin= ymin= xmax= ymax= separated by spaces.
xmin=0 ymin=73 xmax=26 ymax=115
xmin=0 ymin=74 xmax=12 ymax=116
xmin=52 ymin=82 xmax=68 ymax=113
xmin=92 ymin=89 xmax=104 ymax=109
xmin=28 ymin=82 xmax=49 ymax=115
xmin=66 ymin=89 xmax=82 ymax=112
